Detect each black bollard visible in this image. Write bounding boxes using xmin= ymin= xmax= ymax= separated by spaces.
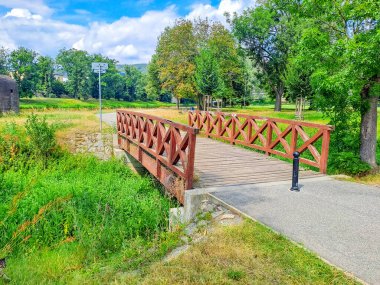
xmin=290 ymin=151 xmax=300 ymax=191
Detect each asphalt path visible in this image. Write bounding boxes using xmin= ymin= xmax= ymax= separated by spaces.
xmin=212 ymin=178 xmax=380 ymax=284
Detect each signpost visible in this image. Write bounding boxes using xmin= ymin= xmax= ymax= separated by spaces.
xmin=92 ymin=62 xmax=108 ymax=133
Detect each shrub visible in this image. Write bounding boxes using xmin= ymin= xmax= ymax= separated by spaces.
xmin=0 ymin=122 xmax=30 ymax=172
xmin=25 ymin=114 xmax=58 ymax=166
xmin=328 ymin=152 xmax=371 ymax=176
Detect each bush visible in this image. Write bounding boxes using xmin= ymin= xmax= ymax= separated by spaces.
xmin=25 ymin=114 xmax=58 ymax=166
xmin=0 ymin=122 xmax=30 ymax=172
xmin=328 ymin=152 xmax=371 ymax=176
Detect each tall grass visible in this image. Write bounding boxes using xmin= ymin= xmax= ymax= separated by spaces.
xmin=0 ymin=116 xmax=180 ymax=283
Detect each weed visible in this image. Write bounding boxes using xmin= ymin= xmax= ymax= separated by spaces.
xmin=227 ymin=268 xmax=246 ymax=281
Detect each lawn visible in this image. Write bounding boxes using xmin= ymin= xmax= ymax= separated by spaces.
xmin=20 ymin=97 xmax=174 ymax=110
xmin=133 ymin=220 xmax=358 ymax=285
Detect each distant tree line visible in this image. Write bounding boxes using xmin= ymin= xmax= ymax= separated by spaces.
xmin=0 ymin=47 xmax=157 ymax=102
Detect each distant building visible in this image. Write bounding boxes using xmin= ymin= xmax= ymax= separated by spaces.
xmin=54 ymin=70 xmax=68 ymax=82
xmin=0 ymin=75 xmax=19 ymax=113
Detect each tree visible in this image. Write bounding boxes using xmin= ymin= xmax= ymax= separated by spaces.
xmin=124 ymin=65 xmax=145 ymax=101
xmin=290 ymin=0 xmax=380 ymax=167
xmin=0 ymin=47 xmax=10 ymax=75
xmin=146 ymin=55 xmax=162 ymax=101
xmin=194 ymin=48 xmax=224 ymax=107
xmin=56 ymin=48 xmax=92 ymax=99
xmin=231 ymin=2 xmax=296 ymax=111
xmin=51 ymin=80 xmax=68 ymax=97
xmin=9 ymin=47 xmax=38 ymax=97
xmin=155 ymin=19 xmax=197 ymax=109
xmin=208 ymin=22 xmax=244 ymax=106
xmin=101 ymin=72 xmax=126 ymax=100
xmin=36 ymin=56 xmax=54 ymax=97
xmin=153 ymin=19 xmax=245 ymax=108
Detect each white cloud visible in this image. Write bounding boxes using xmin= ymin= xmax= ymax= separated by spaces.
xmin=187 ymin=0 xmax=256 ymax=24
xmin=0 ymin=0 xmax=52 ymax=16
xmin=0 ymin=9 xmax=86 ymax=55
xmin=72 ymin=6 xmax=177 ymax=63
xmin=5 ymin=8 xmax=43 ymax=20
xmin=0 ymin=1 xmax=255 ymax=64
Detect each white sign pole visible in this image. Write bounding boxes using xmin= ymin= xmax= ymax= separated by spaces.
xmin=98 ymin=68 xmax=102 ymax=133
xmin=92 ymin=62 xmax=108 ymax=134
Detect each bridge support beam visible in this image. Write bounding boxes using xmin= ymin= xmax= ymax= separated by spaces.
xmin=113 ymin=136 xmax=146 ymax=174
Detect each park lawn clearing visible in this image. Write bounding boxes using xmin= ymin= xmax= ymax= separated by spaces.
xmin=131 ymin=220 xmax=358 ymax=285
xmin=20 ymin=98 xmax=174 ymax=110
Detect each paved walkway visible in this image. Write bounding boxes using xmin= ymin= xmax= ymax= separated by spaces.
xmin=210 ymin=178 xmax=380 ymax=284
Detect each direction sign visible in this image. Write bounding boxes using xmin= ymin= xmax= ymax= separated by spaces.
xmin=92 ymin=69 xmax=106 ymax=74
xmin=92 ymin=62 xmax=108 ymax=70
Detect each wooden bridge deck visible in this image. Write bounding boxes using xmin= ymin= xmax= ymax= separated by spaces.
xmin=194 ymin=137 xmax=322 ymax=189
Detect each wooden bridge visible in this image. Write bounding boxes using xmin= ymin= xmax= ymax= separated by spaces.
xmin=116 ymin=110 xmax=333 ymax=204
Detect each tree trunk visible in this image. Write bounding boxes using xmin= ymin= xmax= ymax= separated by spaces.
xmin=176 ymin=97 xmax=180 ymax=110
xmin=274 ymin=85 xmax=283 ymax=112
xmin=360 ymin=85 xmax=378 ymax=167
xmin=197 ymin=94 xmax=203 ymax=111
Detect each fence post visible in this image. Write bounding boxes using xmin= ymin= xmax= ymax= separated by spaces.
xmin=231 ymin=114 xmax=236 ymax=144
xmin=185 ymin=131 xmax=197 ymax=190
xmin=217 ymin=112 xmax=222 ymax=136
xmin=266 ymin=119 xmax=272 ymax=155
xmin=320 ymin=129 xmax=331 ymax=174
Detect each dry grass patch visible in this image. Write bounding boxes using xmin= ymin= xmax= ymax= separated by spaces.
xmin=0 ymin=110 xmax=113 ymax=150
xmin=136 ymin=220 xmax=358 ymax=285
xmin=345 ymin=173 xmax=380 ymax=187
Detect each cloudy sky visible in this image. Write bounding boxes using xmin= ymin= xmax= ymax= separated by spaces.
xmin=0 ymin=0 xmax=255 ymax=64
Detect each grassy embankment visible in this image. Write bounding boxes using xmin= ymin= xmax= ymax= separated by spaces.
xmin=0 ymin=114 xmax=180 ymax=284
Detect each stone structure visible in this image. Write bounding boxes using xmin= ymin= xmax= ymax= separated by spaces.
xmin=0 ymin=75 xmax=19 ymax=113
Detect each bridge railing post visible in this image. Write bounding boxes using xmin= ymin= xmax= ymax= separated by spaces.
xmin=290 ymin=151 xmax=300 ymax=192
xmin=320 ymin=130 xmax=331 ymax=174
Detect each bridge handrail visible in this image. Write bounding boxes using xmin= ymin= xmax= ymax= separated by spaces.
xmin=117 ymin=110 xmax=198 ymax=203
xmin=188 ymin=110 xmax=333 ymax=173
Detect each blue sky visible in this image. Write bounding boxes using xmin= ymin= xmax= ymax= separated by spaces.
xmin=46 ymin=0 xmax=221 ymax=24
xmin=0 ymin=0 xmax=255 ymax=63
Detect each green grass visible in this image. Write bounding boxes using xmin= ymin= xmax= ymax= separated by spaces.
xmin=134 ymin=220 xmax=358 ymax=284
xmin=0 ymin=119 xmax=181 ymax=283
xmin=20 ymin=98 xmax=174 ymax=110
xmin=0 ymin=154 xmax=181 ymax=284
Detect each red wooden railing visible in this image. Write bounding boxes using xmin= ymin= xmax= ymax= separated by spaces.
xmin=188 ymin=111 xmax=333 ymax=173
xmin=117 ymin=110 xmax=198 ymax=203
